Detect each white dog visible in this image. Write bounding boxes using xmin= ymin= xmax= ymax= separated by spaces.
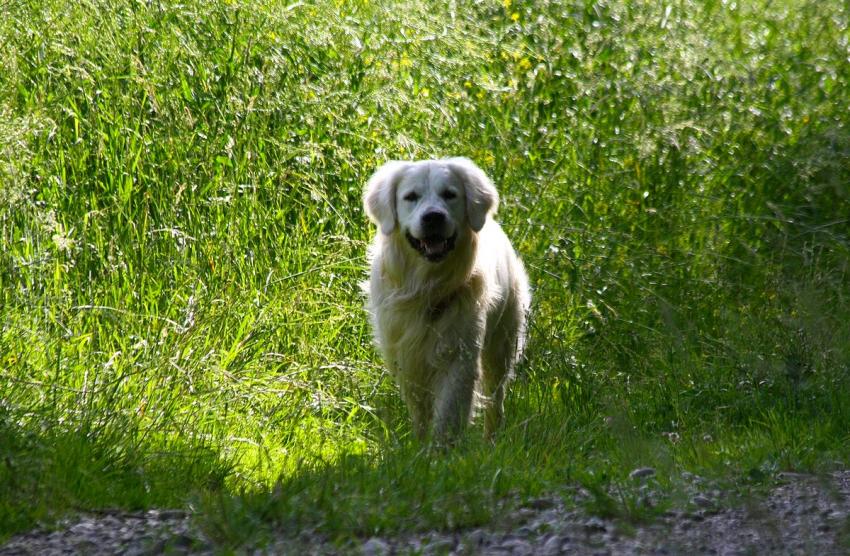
xmin=363 ymin=157 xmax=530 ymax=440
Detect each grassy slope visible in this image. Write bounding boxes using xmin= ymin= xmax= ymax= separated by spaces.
xmin=2 ymin=0 xmax=849 ymax=545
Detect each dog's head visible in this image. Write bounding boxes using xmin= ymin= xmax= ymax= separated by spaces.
xmin=363 ymin=158 xmax=498 ymax=263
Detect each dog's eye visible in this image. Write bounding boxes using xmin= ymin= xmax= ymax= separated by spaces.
xmin=441 ymin=190 xmax=457 ymax=200
xmin=403 ymin=192 xmax=420 ymax=202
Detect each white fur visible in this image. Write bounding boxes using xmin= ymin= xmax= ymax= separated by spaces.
xmin=364 ymin=157 xmax=531 ymax=440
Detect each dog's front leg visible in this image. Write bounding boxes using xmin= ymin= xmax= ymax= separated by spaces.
xmin=399 ymin=381 xmax=432 ymax=440
xmin=432 ymin=358 xmax=478 ymax=441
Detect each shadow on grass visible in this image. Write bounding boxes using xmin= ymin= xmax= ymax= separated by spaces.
xmin=0 ymin=409 xmax=231 ymax=540
xmin=196 ymin=393 xmax=602 ymax=548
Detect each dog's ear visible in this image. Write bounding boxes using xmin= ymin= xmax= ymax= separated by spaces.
xmin=446 ymin=157 xmax=499 ymax=232
xmin=364 ymin=161 xmax=409 ymax=235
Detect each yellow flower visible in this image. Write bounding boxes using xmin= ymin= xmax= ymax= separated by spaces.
xmin=502 ymin=0 xmax=511 ymax=8
xmin=511 ymin=11 xmax=520 ymax=21
xmin=517 ymin=57 xmax=531 ymax=71
xmin=464 ymin=80 xmax=472 ymax=88
xmin=420 ymin=87 xmax=430 ymax=98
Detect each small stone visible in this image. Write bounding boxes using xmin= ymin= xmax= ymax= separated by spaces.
xmin=692 ymin=495 xmax=713 ymax=508
xmin=602 ymin=530 xmax=619 ymax=543
xmin=361 ymin=537 xmax=390 ymax=556
xmin=101 ymin=515 xmax=122 ymax=527
xmin=584 ymin=516 xmax=607 ymax=532
xmin=423 ymin=537 xmax=455 ymax=555
xmin=777 ymin=471 xmax=810 ymax=481
xmin=466 ymin=529 xmax=488 ymax=546
xmin=629 ymin=467 xmax=656 ymax=480
xmin=541 ymin=534 xmax=570 ymax=555
xmin=515 ymin=525 xmax=536 ymax=537
xmin=500 ymin=537 xmax=533 ymax=555
xmin=68 ymin=521 xmax=97 ymax=535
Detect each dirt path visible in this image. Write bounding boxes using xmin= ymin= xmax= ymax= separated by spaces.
xmin=2 ymin=472 xmax=848 ymax=555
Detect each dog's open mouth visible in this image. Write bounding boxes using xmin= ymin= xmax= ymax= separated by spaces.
xmin=406 ymin=232 xmax=457 ymax=262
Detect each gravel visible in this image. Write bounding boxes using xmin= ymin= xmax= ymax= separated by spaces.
xmin=3 ymin=471 xmax=849 ymax=555
xmin=0 ymin=510 xmax=211 ymax=556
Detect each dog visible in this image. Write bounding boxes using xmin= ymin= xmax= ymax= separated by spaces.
xmin=363 ymin=157 xmax=530 ymax=440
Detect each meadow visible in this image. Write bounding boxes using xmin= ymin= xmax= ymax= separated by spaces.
xmin=1 ymin=0 xmax=849 ymax=548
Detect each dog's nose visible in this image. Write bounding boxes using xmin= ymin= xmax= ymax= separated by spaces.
xmin=422 ymin=210 xmax=446 ymax=228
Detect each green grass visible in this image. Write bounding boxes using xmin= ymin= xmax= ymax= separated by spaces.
xmin=2 ymin=0 xmax=849 ymax=547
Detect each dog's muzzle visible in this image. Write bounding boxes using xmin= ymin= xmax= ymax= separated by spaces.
xmin=406 ymin=231 xmax=457 ymax=262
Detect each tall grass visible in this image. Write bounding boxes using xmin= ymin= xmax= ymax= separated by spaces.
xmin=2 ymin=0 xmax=849 ymax=545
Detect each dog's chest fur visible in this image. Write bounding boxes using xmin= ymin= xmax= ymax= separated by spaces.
xmin=371 ymin=258 xmax=487 ymax=380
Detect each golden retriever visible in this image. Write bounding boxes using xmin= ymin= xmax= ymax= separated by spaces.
xmin=363 ymin=157 xmax=530 ymax=440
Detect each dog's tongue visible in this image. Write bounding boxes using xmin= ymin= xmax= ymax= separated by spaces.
xmin=422 ymin=238 xmax=447 ymax=256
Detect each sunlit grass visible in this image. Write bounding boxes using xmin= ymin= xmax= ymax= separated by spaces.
xmin=1 ymin=0 xmax=849 ymax=546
